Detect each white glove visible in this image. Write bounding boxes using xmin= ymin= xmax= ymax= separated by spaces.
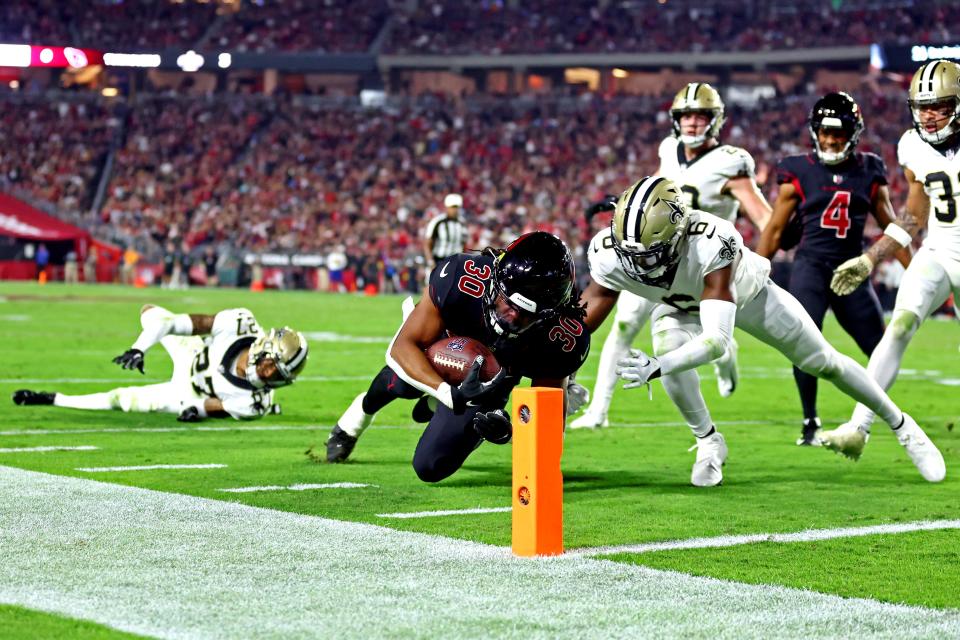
xmin=565 ymin=381 xmax=590 ymax=416
xmin=616 ymin=349 xmax=662 ymax=389
xmin=830 ymin=254 xmax=874 ymax=296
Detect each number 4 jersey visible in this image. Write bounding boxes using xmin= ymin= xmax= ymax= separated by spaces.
xmin=190 ymin=308 xmax=274 ymax=419
xmin=428 ymin=254 xmax=590 ymax=380
xmin=776 ymin=151 xmax=888 ymax=267
xmin=898 ymin=128 xmax=960 ymax=260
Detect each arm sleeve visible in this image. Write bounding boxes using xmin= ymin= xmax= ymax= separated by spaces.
xmin=657 ymin=299 xmax=737 ymax=375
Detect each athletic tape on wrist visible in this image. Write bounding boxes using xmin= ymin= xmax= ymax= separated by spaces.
xmin=883 ymin=223 xmax=912 ymax=248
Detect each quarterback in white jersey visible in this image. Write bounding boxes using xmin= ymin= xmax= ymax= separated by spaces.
xmin=572 ymin=82 xmax=771 ymax=429
xmin=824 ymin=60 xmax=960 ymax=458
xmin=13 ymin=305 xmax=308 ymax=422
xmin=582 ymin=177 xmax=944 ymax=486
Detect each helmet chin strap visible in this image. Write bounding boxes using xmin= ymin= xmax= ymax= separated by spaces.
xmin=679 ymin=133 xmax=708 ymax=149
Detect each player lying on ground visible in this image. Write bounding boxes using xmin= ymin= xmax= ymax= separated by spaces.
xmin=571 ymin=82 xmax=771 ymax=430
xmin=323 ymin=231 xmax=590 ymax=482
xmin=824 ymin=59 xmax=960 ymax=459
xmin=580 ymin=176 xmax=945 ymax=486
xmin=12 ymin=305 xmax=308 ymax=421
xmin=757 ymin=91 xmax=911 ymax=446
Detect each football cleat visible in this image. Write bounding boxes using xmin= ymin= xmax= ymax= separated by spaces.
xmin=569 ymin=410 xmax=609 ymax=430
xmin=895 ymin=414 xmax=946 ymax=483
xmin=325 ymin=425 xmax=358 ymax=463
xmin=12 ymin=389 xmax=55 ymax=406
xmin=820 ymin=422 xmax=868 ymax=460
xmin=797 ymin=417 xmax=823 ymax=447
xmin=690 ymin=430 xmax=728 ymax=487
xmin=713 ymin=338 xmax=739 ymax=398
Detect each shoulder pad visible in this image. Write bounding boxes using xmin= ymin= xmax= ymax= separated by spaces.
xmin=717 ymin=145 xmax=756 ymax=179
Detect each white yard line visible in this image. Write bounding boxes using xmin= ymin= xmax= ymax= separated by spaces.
xmin=377 ymin=506 xmax=511 ymax=519
xmin=571 ymin=519 xmax=960 ymax=557
xmin=219 ymin=482 xmax=376 ymax=493
xmin=1 ymin=466 xmax=958 ymax=639
xmin=0 ymin=375 xmax=373 ymax=384
xmin=0 ymin=424 xmax=417 ymax=437
xmin=75 ymin=464 xmax=226 ymax=473
xmin=0 ymin=446 xmax=98 ymax=453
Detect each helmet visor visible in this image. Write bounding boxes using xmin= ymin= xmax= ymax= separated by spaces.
xmin=491 ymin=291 xmax=539 ymax=335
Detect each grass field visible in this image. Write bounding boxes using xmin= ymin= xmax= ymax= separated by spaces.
xmin=1 ymin=282 xmax=958 ymax=638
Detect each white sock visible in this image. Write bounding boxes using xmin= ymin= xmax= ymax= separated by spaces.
xmin=131 ymin=306 xmax=193 ymax=353
xmin=821 ymin=352 xmax=902 ymax=429
xmin=586 ymin=319 xmax=640 ymax=417
xmin=660 ymin=369 xmax=714 ymax=437
xmin=54 ymin=392 xmax=115 ymax=411
xmin=338 ymin=393 xmax=374 ymax=437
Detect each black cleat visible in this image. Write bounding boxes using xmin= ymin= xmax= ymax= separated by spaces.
xmin=411 ymin=396 xmax=435 ymax=424
xmin=325 ymin=425 xmax=358 ymax=463
xmin=796 ymin=417 xmax=823 ymax=446
xmin=12 ymin=390 xmax=55 ymax=406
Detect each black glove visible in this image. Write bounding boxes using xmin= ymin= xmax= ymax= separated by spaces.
xmin=473 ymin=409 xmax=512 ymax=445
xmin=585 ymin=194 xmax=618 ymax=221
xmin=177 ymin=406 xmax=202 ymax=423
xmin=450 ymin=356 xmax=517 ymax=414
xmin=112 ymin=348 xmax=144 ymax=374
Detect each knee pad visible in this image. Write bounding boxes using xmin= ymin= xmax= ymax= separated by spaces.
xmin=652 ymin=328 xmax=688 ymax=358
xmin=890 ymin=310 xmax=920 ymax=341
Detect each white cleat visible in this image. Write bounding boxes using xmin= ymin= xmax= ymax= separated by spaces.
xmin=713 ymin=338 xmax=739 ymax=398
xmin=690 ymin=431 xmax=728 ymax=487
xmin=569 ymin=410 xmax=609 ymax=430
xmin=896 ymin=414 xmax=946 ymax=483
xmin=820 ymin=422 xmax=869 ymax=461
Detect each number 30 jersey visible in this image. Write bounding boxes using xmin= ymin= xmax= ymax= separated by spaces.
xmin=898 ymin=128 xmax=960 ymax=260
xmin=658 ymin=136 xmax=757 ymax=223
xmin=190 ymin=308 xmax=274 ymax=419
xmin=588 ymin=211 xmax=771 ymax=312
xmin=776 ymin=151 xmax=887 ymax=267
xmin=428 ymin=254 xmax=590 ymax=380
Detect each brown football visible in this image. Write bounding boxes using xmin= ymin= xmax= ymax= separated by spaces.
xmin=425 ymin=336 xmax=501 ymax=385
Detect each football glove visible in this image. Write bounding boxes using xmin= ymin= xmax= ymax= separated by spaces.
xmin=112 ymin=348 xmax=145 ymax=374
xmin=616 ymin=349 xmax=662 ymax=389
xmin=177 ymin=406 xmax=202 ymax=423
xmin=450 ymin=356 xmax=517 ymax=414
xmin=830 ymin=254 xmax=874 ymax=296
xmin=584 ymin=194 xmax=619 ymax=221
xmin=472 ymin=409 xmax=512 ymax=445
xmin=565 ymin=380 xmax=590 ymax=416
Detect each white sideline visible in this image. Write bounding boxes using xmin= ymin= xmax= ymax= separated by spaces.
xmin=1 ymin=466 xmax=959 ymax=639
xmin=219 ymin=482 xmax=375 ymax=493
xmin=0 ymin=424 xmax=416 ymax=437
xmin=76 ymin=464 xmax=226 ymax=472
xmin=572 ymin=519 xmax=960 ymax=557
xmin=377 ymin=506 xmax=511 ymax=519
xmin=0 ymin=446 xmax=98 ymax=453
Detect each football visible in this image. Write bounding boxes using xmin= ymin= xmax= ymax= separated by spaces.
xmin=425 ymin=336 xmax=500 ymax=385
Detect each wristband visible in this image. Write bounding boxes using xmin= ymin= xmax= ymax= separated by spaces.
xmin=883 ymin=223 xmax=912 ymax=248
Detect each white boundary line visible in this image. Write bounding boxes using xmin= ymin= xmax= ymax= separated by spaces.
xmin=2 ymin=465 xmax=959 ymax=639
xmin=0 ymin=424 xmax=417 ymax=437
xmin=219 ymin=482 xmax=376 ymax=493
xmin=377 ymin=506 xmax=511 ymax=519
xmin=0 ymin=446 xmax=98 ymax=453
xmin=571 ymin=519 xmax=960 ymax=557
xmin=76 ymin=464 xmax=227 ymax=473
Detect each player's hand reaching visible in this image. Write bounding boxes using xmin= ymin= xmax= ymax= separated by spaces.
xmin=112 ymin=348 xmax=145 ymax=374
xmin=177 ymin=406 xmax=202 ymax=422
xmin=585 ymin=194 xmax=619 ymax=220
xmin=472 ymin=409 xmax=512 ymax=444
xmin=616 ymin=349 xmax=662 ymax=389
xmin=565 ymin=380 xmax=590 ymax=415
xmin=450 ymin=356 xmax=517 ymax=414
xmin=830 ymin=254 xmax=874 ymax=296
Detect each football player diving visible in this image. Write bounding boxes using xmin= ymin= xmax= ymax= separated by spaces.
xmin=757 ymin=92 xmax=911 ymax=446
xmin=571 ymin=82 xmax=771 ymax=430
xmin=323 ymin=231 xmax=590 ymax=483
xmin=12 ymin=305 xmax=308 ymax=421
xmin=823 ymin=60 xmax=960 ymax=458
xmin=581 ymin=176 xmax=945 ymax=486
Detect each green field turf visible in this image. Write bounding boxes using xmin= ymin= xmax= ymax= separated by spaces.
xmin=1 ymin=282 xmax=958 ymax=633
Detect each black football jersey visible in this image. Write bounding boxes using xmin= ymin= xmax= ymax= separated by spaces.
xmin=776 ymin=152 xmax=887 ymax=266
xmin=428 ymin=253 xmax=590 ymax=380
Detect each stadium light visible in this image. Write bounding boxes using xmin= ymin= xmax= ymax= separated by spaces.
xmin=612 ymin=68 xmax=628 ymax=78
xmin=101 ymin=87 xmax=119 ymax=97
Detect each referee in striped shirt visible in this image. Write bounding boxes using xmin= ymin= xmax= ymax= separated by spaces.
xmin=423 ymin=193 xmax=468 ymax=274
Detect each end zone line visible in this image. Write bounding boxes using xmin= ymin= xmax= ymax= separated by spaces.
xmin=76 ymin=464 xmax=227 ymax=473
xmin=0 ymin=446 xmax=98 ymax=453
xmin=569 ymin=519 xmax=960 ymax=557
xmin=219 ymin=482 xmax=376 ymax=493
xmin=377 ymin=506 xmax=511 ymax=519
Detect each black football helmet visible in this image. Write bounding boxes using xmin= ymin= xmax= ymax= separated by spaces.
xmin=809 ymin=92 xmax=864 ymax=165
xmin=483 ymin=231 xmax=576 ymax=339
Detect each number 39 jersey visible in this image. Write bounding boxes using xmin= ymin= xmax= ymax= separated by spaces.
xmin=898 ymin=129 xmax=960 ymax=260
xmin=190 ymin=308 xmax=274 ymax=420
xmin=588 ymin=211 xmax=771 ymax=312
xmin=776 ymin=151 xmax=888 ymax=267
xmin=428 ymin=254 xmax=590 ymax=380
xmin=658 ymin=136 xmax=757 ymax=223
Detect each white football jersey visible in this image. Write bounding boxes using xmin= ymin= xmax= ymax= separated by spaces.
xmin=189 ymin=308 xmax=274 ymax=419
xmin=589 ymin=211 xmax=771 ymax=311
xmin=657 ymin=136 xmax=756 ymax=223
xmin=897 ymin=129 xmax=960 ymax=260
